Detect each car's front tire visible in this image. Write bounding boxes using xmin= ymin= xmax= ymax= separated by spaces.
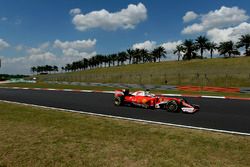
xmin=166 ymin=100 xmax=178 ymax=112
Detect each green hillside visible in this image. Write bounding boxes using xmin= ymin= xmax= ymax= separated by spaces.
xmin=37 ymin=57 xmax=250 ymax=87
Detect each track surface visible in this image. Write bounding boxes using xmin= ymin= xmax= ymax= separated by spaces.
xmin=0 ymin=88 xmax=249 ymax=133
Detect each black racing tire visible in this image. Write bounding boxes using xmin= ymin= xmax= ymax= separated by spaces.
xmin=114 ymin=96 xmax=123 ymax=106
xmin=166 ymin=100 xmax=178 ymax=112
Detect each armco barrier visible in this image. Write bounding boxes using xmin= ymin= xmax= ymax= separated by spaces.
xmin=177 ymin=86 xmax=241 ymax=93
xmin=45 ymin=81 xmax=250 ymax=94
xmin=46 ymin=81 xmax=177 ymax=90
xmin=240 ymin=87 xmax=250 ymax=93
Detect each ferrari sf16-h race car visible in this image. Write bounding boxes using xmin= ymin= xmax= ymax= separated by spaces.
xmin=114 ymin=89 xmax=200 ymax=113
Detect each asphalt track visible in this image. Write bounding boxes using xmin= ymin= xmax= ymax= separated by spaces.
xmin=0 ymin=88 xmax=249 ymax=134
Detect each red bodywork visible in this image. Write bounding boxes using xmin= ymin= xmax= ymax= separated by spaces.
xmin=114 ymin=90 xmax=199 ymax=113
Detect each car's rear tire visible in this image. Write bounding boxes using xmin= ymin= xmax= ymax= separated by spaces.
xmin=166 ymin=100 xmax=178 ymax=112
xmin=114 ymin=96 xmax=123 ymax=106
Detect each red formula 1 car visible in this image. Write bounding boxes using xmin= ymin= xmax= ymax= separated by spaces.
xmin=114 ymin=89 xmax=200 ymax=113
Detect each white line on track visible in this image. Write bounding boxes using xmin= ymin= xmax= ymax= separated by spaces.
xmin=201 ymin=95 xmax=225 ymax=99
xmin=0 ymin=99 xmax=249 ymax=136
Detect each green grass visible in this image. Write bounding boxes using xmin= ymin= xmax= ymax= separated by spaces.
xmin=1 ymin=82 xmax=250 ymax=98
xmin=36 ymin=57 xmax=250 ymax=87
xmin=0 ymin=102 xmax=249 ymax=166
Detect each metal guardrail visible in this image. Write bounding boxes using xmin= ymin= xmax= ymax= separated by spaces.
xmin=45 ymin=81 xmax=250 ymax=93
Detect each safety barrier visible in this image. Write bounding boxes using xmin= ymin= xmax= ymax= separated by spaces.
xmin=45 ymin=81 xmax=250 ymax=94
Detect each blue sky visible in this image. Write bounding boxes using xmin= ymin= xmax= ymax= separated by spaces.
xmin=0 ymin=0 xmax=250 ymax=74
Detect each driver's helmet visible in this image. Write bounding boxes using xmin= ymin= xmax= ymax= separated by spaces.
xmin=145 ymin=89 xmax=150 ymax=96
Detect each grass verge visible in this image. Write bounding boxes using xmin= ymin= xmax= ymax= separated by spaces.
xmin=1 ymin=82 xmax=250 ymax=98
xmin=0 ymin=102 xmax=250 ymax=166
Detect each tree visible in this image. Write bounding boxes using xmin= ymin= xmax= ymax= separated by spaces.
xmin=31 ymin=66 xmax=37 ymax=74
xmin=53 ymin=66 xmax=58 ymax=73
xmin=65 ymin=64 xmax=72 ymax=71
xmin=139 ymin=49 xmax=149 ymax=63
xmin=181 ymin=39 xmax=197 ymax=60
xmin=173 ymin=44 xmax=184 ymax=61
xmin=82 ymin=58 xmax=89 ymax=69
xmin=127 ymin=49 xmax=135 ymax=64
xmin=106 ymin=55 xmax=112 ymax=67
xmin=117 ymin=51 xmax=128 ymax=65
xmin=207 ymin=42 xmax=217 ymax=59
xmin=218 ymin=41 xmax=240 ymax=58
xmin=151 ymin=46 xmax=166 ymax=62
xmin=110 ymin=54 xmax=117 ymax=66
xmin=237 ymin=34 xmax=250 ymax=56
xmin=133 ymin=49 xmax=142 ymax=64
xmin=195 ymin=35 xmax=209 ymax=59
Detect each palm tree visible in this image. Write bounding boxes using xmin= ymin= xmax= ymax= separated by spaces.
xmin=61 ymin=66 xmax=65 ymax=72
xmin=88 ymin=56 xmax=98 ymax=68
xmin=53 ymin=66 xmax=58 ymax=73
xmin=127 ymin=49 xmax=135 ymax=64
xmin=237 ymin=34 xmax=250 ymax=56
xmin=151 ymin=49 xmax=157 ymax=62
xmin=181 ymin=39 xmax=197 ymax=60
xmin=173 ymin=44 xmax=184 ymax=61
xmin=195 ymin=35 xmax=209 ymax=59
xmin=207 ymin=42 xmax=217 ymax=59
xmin=151 ymin=46 xmax=166 ymax=62
xmin=110 ymin=54 xmax=117 ymax=66
xmin=139 ymin=49 xmax=149 ymax=63
xmin=65 ymin=64 xmax=72 ymax=72
xmin=133 ymin=48 xmax=142 ymax=64
xmin=82 ymin=58 xmax=89 ymax=70
xmin=117 ymin=51 xmax=128 ymax=65
xmin=107 ymin=55 xmax=112 ymax=67
xmin=31 ymin=66 xmax=37 ymax=74
xmin=218 ymin=41 xmax=240 ymax=58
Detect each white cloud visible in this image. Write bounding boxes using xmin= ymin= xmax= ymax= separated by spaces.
xmin=161 ymin=40 xmax=183 ymax=60
xmin=207 ymin=22 xmax=250 ymax=43
xmin=1 ymin=48 xmax=57 ymax=74
xmin=1 ymin=17 xmax=7 ymax=21
xmin=54 ymin=39 xmax=97 ymax=58
xmin=0 ymin=39 xmax=10 ymax=50
xmin=0 ymin=39 xmax=98 ymax=74
xmin=54 ymin=39 xmax=96 ymax=50
xmin=71 ymin=3 xmax=147 ymax=31
xmin=182 ymin=6 xmax=249 ymax=34
xmin=39 ymin=42 xmax=50 ymax=49
xmin=62 ymin=49 xmax=96 ymax=59
xmin=132 ymin=40 xmax=156 ymax=51
xmin=161 ymin=40 xmax=182 ymax=53
xmin=69 ymin=8 xmax=81 ymax=16
xmin=183 ymin=11 xmax=198 ymax=23
xmin=15 ymin=45 xmax=24 ymax=51
xmin=15 ymin=19 xmax=22 ymax=25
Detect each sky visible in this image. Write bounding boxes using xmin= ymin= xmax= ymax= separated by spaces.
xmin=0 ymin=0 xmax=250 ymax=74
